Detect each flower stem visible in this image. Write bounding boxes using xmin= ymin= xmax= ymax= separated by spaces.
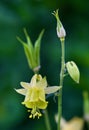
xmin=44 ymin=109 xmax=51 ymax=130
xmin=36 ymin=70 xmax=51 ymax=130
xmin=58 ymin=38 xmax=65 ymax=130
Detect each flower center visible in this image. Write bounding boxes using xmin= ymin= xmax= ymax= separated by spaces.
xmin=28 ymin=106 xmax=42 ymax=119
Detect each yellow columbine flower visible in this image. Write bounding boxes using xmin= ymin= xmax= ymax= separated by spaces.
xmin=15 ymin=74 xmax=61 ymax=119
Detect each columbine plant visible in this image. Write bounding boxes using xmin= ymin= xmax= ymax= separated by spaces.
xmin=15 ymin=26 xmax=61 ymax=121
xmin=15 ymin=9 xmax=80 ymax=130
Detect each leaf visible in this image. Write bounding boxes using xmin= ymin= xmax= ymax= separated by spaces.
xmin=34 ymin=29 xmax=44 ymax=66
xmin=45 ymin=86 xmax=61 ymax=94
xmin=66 ymin=61 xmax=80 ymax=83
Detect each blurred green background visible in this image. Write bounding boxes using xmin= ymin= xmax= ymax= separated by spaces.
xmin=0 ymin=0 xmax=89 ymax=130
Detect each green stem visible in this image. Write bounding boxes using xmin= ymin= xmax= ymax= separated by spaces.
xmin=44 ymin=109 xmax=51 ymax=130
xmin=58 ymin=39 xmax=65 ymax=130
xmin=35 ymin=71 xmax=51 ymax=130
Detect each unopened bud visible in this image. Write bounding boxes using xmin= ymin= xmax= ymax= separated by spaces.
xmin=66 ymin=61 xmax=80 ymax=84
xmin=57 ymin=26 xmax=66 ymax=39
xmin=52 ymin=9 xmax=66 ymax=40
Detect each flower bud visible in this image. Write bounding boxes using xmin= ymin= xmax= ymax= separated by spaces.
xmin=52 ymin=9 xmax=66 ymax=40
xmin=57 ymin=26 xmax=66 ymax=39
xmin=66 ymin=61 xmax=80 ymax=83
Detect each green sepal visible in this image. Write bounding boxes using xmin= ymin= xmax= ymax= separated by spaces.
xmin=23 ymin=28 xmax=34 ymax=56
xmin=17 ymin=29 xmax=44 ymax=72
xmin=66 ymin=61 xmax=80 ymax=83
xmin=23 ymin=28 xmax=37 ymax=68
xmin=34 ymin=29 xmax=44 ymax=66
xmin=17 ymin=36 xmax=36 ymax=69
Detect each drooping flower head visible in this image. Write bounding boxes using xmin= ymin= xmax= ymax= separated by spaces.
xmin=15 ymin=74 xmax=61 ymax=119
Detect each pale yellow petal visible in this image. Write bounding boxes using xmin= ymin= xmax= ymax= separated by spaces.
xmin=30 ymin=74 xmax=37 ymax=86
xmin=30 ymin=87 xmax=39 ymax=102
xmin=15 ymin=88 xmax=27 ymax=95
xmin=24 ymin=88 xmax=32 ymax=101
xmin=20 ymin=82 xmax=30 ymax=89
xmin=23 ymin=100 xmax=48 ymax=109
xmin=36 ymin=74 xmax=42 ymax=81
xmin=25 ymin=87 xmax=39 ymax=102
xmin=22 ymin=101 xmax=35 ymax=108
xmin=39 ymin=88 xmax=46 ymax=102
xmin=45 ymin=86 xmax=61 ymax=94
xmin=36 ymin=100 xmax=48 ymax=109
xmin=36 ymin=77 xmax=47 ymax=88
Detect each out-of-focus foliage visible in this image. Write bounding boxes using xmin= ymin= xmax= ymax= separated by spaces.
xmin=0 ymin=0 xmax=89 ymax=130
